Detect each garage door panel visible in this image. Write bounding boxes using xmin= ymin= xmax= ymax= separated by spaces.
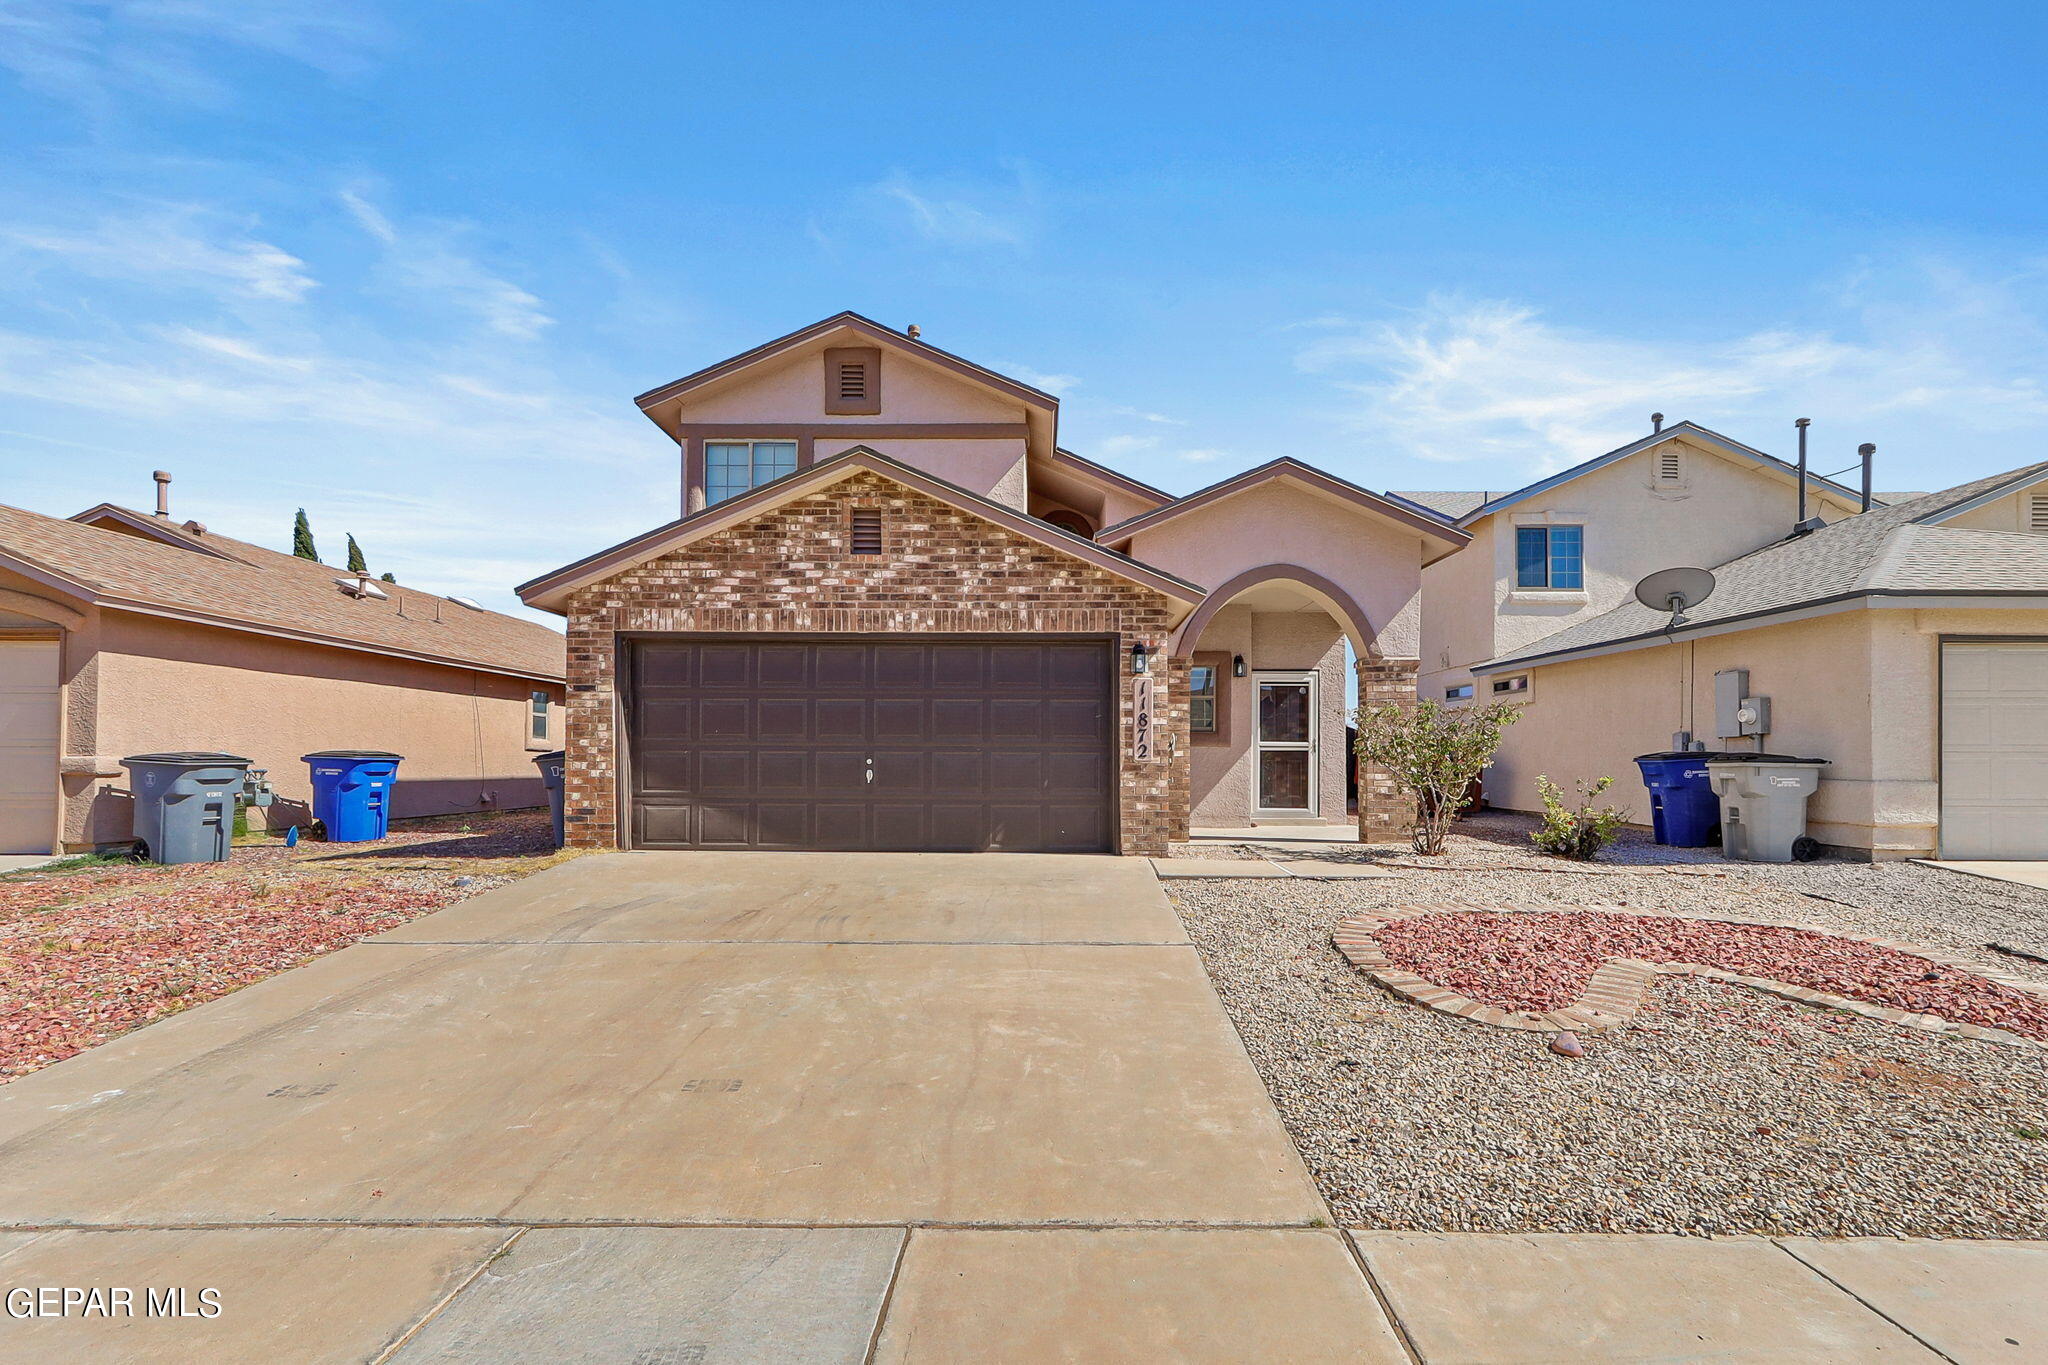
xmin=627 ymin=639 xmax=1113 ymax=853
xmin=0 ymin=640 xmax=59 ymax=856
xmin=814 ymin=699 xmax=869 ymax=742
xmin=698 ymin=644 xmax=754 ymax=687
xmin=1941 ymin=641 xmax=2048 ymax=859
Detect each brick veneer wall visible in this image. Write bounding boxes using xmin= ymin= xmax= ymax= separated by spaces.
xmin=1356 ymin=657 xmax=1420 ymax=841
xmin=562 ymin=470 xmax=1184 ymax=855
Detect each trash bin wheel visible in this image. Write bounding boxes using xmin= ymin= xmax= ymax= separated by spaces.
xmin=1791 ymin=835 xmax=1822 ymax=862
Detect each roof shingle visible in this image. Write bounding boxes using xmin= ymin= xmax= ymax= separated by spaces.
xmin=0 ymin=503 xmax=564 ymax=681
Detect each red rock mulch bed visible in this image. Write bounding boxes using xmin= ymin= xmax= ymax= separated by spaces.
xmin=0 ymin=810 xmax=558 ymax=1082
xmin=1371 ymin=909 xmax=2048 ymax=1042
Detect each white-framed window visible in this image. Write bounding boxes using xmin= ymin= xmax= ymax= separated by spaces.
xmin=1444 ymin=683 xmax=1474 ymax=700
xmin=529 ymin=690 xmax=551 ymax=743
xmin=1492 ymin=674 xmax=1530 ymax=696
xmin=1515 ymin=524 xmax=1583 ymax=589
xmin=705 ymin=440 xmax=798 ymax=505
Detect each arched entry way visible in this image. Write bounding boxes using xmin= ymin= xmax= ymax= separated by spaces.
xmin=1174 ymin=565 xmax=1378 ymax=833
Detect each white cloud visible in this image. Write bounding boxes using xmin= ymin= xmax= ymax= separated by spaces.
xmin=340 ymin=186 xmax=553 ymax=340
xmin=1107 ymin=405 xmax=1185 ymax=425
xmin=1095 ymin=434 xmax=1158 ymax=459
xmin=3 ymin=210 xmax=316 ymax=301
xmin=994 ymin=361 xmax=1077 ymax=395
xmin=1174 ymin=447 xmax=1226 ymax=464
xmin=0 ymin=0 xmax=386 ymax=116
xmin=870 ymin=165 xmax=1039 ymax=249
xmin=1298 ymin=260 xmax=2048 ymax=476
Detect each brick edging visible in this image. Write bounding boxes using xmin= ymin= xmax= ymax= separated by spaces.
xmin=1332 ymin=902 xmax=2048 ymax=1048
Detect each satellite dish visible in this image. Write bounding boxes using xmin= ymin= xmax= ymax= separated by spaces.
xmin=1634 ymin=566 xmax=1715 ymax=625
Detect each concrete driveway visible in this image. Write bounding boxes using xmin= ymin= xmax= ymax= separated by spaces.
xmin=0 ymin=852 xmax=1402 ymax=1361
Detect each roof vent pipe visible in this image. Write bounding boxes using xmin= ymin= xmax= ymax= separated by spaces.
xmin=1858 ymin=442 xmax=1875 ymax=512
xmin=152 ymin=470 xmax=171 ymax=517
xmin=1651 ymin=412 xmax=1664 ymax=433
xmin=1794 ymin=418 xmax=1810 ymax=526
xmin=907 ymin=323 xmax=922 ymax=340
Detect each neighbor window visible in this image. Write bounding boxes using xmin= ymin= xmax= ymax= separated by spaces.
xmin=1189 ymin=664 xmax=1218 ymax=733
xmin=1444 ymin=683 xmax=1474 ymax=700
xmin=705 ymin=440 xmax=798 ymax=504
xmin=1515 ymin=525 xmax=1583 ymax=589
xmin=1492 ymin=675 xmax=1530 ymax=695
xmin=529 ymin=691 xmax=550 ymax=742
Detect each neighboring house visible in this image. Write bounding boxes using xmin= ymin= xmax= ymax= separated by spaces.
xmin=1401 ymin=421 xmax=1875 ymax=710
xmin=519 ymin=312 xmax=1466 ymax=855
xmin=0 ymin=496 xmax=567 ymax=856
xmin=1466 ymin=462 xmax=2048 ymax=860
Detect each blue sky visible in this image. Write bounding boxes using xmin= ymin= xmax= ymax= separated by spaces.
xmin=4 ymin=2 xmax=2046 ymax=621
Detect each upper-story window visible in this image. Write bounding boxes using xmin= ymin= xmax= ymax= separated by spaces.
xmin=1515 ymin=525 xmax=1583 ymax=589
xmin=706 ymin=440 xmax=798 ymax=504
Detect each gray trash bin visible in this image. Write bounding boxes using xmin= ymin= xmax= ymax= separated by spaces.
xmin=1706 ymin=755 xmax=1830 ymax=862
xmin=533 ymin=749 xmax=566 ymax=849
xmin=122 ymin=752 xmax=253 ymax=865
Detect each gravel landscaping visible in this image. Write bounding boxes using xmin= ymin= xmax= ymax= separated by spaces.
xmin=1171 ymin=818 xmax=2048 ymax=1238
xmin=0 ymin=808 xmax=564 ymax=1083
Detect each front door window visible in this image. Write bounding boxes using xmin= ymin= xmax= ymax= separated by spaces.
xmin=1255 ymin=674 xmax=1318 ymax=815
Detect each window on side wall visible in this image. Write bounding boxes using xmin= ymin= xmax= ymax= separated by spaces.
xmin=1514 ymin=525 xmax=1583 ymax=589
xmin=705 ymin=440 xmax=799 ymax=505
xmin=1189 ymin=664 xmax=1218 ymax=733
xmin=1492 ymin=675 xmax=1530 ymax=696
xmin=1444 ymin=683 xmax=1474 ymax=701
xmin=528 ymin=691 xmax=551 ymax=744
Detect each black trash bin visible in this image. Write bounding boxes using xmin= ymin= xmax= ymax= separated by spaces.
xmin=122 ymin=752 xmax=253 ymax=864
xmin=533 ymin=749 xmax=566 ymax=849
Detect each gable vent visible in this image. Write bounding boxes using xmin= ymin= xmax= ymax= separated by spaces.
xmin=850 ymin=509 xmax=883 ymax=555
xmin=2030 ymin=493 xmax=2048 ymax=533
xmin=1657 ymin=447 xmax=1682 ymax=482
xmin=837 ymin=361 xmax=868 ymax=402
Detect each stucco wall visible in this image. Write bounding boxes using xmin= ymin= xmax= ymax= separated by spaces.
xmin=1184 ymin=605 xmax=1348 ymax=827
xmin=680 ymin=345 xmax=1026 ymax=424
xmin=71 ymin=613 xmax=562 ymax=848
xmin=816 ymin=436 xmax=1028 ymax=508
xmin=1420 ymin=436 xmax=1865 ymax=700
xmin=1483 ymin=605 xmax=2048 ymax=858
xmin=1938 ymin=484 xmax=2047 ymax=534
xmin=1124 ymin=480 xmax=1427 ymax=660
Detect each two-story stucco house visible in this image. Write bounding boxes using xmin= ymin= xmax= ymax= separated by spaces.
xmin=1404 ymin=421 xmax=1872 ymax=712
xmin=519 ymin=313 xmax=1467 ymax=855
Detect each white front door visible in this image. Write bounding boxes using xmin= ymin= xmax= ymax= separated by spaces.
xmin=1254 ymin=672 xmax=1319 ymax=817
xmin=1941 ymin=641 xmax=2048 ymax=858
xmin=0 ymin=638 xmax=60 ymax=855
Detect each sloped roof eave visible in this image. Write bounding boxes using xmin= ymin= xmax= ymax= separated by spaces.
xmin=1096 ymin=458 xmax=1468 ymax=547
xmin=518 ymin=447 xmax=1208 ymax=615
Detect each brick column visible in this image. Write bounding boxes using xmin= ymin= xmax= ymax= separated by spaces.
xmin=1355 ymin=656 xmax=1419 ymax=843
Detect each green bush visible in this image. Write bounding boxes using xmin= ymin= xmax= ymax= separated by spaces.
xmin=1529 ymin=775 xmax=1629 ymax=860
xmin=1354 ymin=699 xmax=1521 ymax=855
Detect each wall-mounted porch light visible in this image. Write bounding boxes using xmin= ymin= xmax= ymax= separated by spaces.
xmin=1130 ymin=643 xmax=1150 ymax=675
xmin=1232 ymin=654 xmax=1247 ymax=678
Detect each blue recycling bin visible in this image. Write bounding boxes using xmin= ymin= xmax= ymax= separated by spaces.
xmin=1633 ymin=751 xmax=1724 ymax=847
xmin=302 ymin=750 xmax=403 ymax=842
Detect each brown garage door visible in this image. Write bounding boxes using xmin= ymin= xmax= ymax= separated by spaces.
xmin=626 ymin=637 xmax=1115 ymax=852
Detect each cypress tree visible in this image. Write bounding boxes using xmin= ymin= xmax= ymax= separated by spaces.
xmin=346 ymin=534 xmax=367 ymax=574
xmin=379 ymin=572 xmax=397 ymax=584
xmin=292 ymin=508 xmax=318 ymax=561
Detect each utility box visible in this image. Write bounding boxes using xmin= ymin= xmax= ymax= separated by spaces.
xmin=1706 ymin=756 xmax=1829 ymax=862
xmin=122 ymin=752 xmax=253 ymax=864
xmin=1715 ymin=668 xmax=1772 ymax=737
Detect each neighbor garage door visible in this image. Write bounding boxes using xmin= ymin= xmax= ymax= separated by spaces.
xmin=0 ymin=638 xmax=60 ymax=855
xmin=626 ymin=637 xmax=1115 ymax=852
xmin=1940 ymin=640 xmax=2048 ymax=859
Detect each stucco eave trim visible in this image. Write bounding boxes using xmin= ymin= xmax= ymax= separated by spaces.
xmin=1470 ymin=590 xmax=2048 ymax=674
xmin=1914 ymin=465 xmax=2048 ymax=525
xmin=68 ymin=504 xmax=247 ymax=561
xmin=96 ymin=598 xmax=567 ymax=685
xmin=1096 ymin=458 xmax=1469 ymax=548
xmin=517 ymin=446 xmax=1208 ymax=616
xmin=1452 ymin=422 xmax=1870 ymax=528
xmin=0 ymin=546 xmax=101 ymax=605
xmin=1044 ymin=446 xmax=1171 ymax=504
xmin=632 ymin=311 xmax=1058 ymax=417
